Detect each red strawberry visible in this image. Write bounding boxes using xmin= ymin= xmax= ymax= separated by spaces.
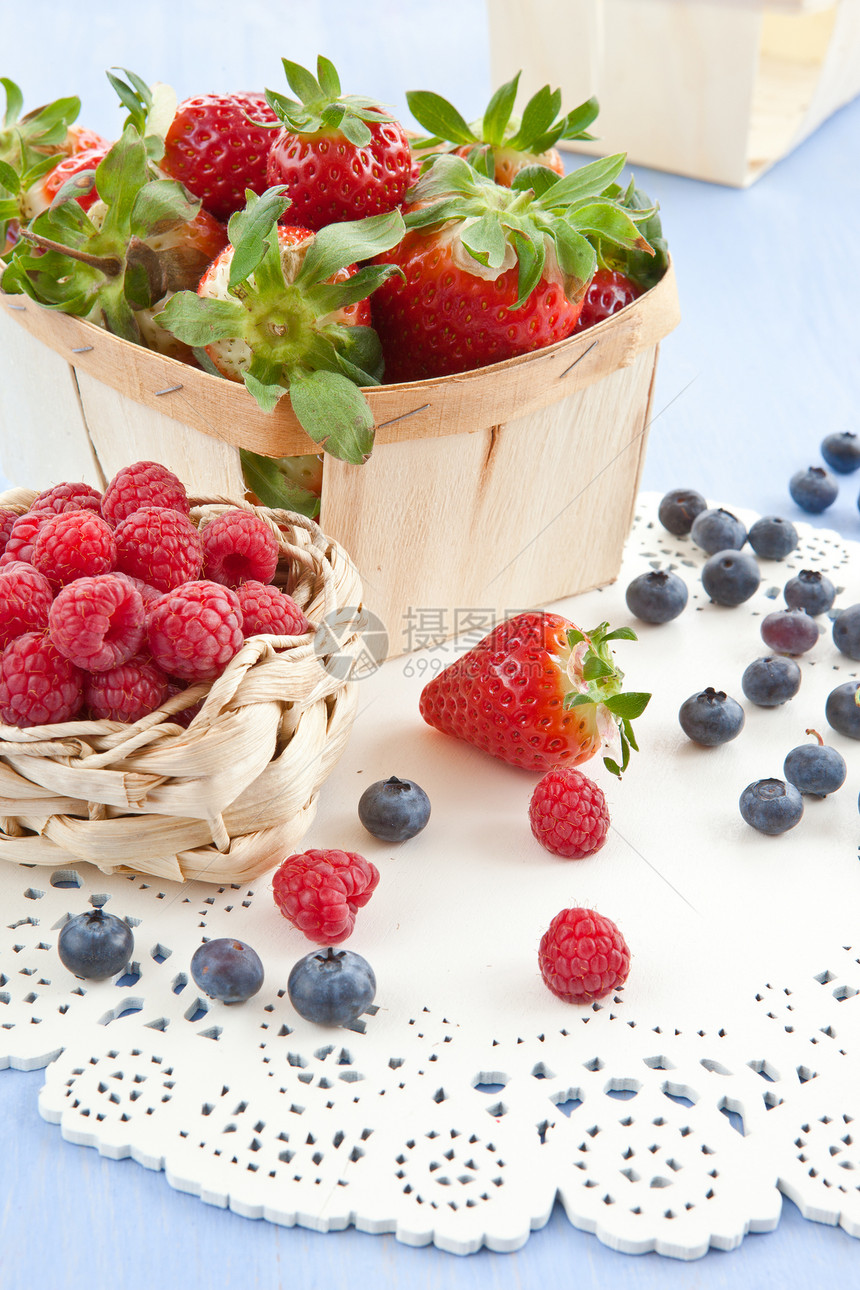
xmin=419 ymin=612 xmax=649 ymax=776
xmin=161 ymin=91 xmax=278 ymax=222
xmin=21 ymin=143 xmax=111 ymax=218
xmin=264 ymin=56 xmax=412 ymax=231
xmin=62 ymin=124 xmax=111 ymax=156
xmin=371 ymin=152 xmax=654 ymax=381
xmin=574 ymin=268 xmax=641 ymax=332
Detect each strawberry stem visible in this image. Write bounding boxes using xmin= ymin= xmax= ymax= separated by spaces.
xmin=19 ymin=228 xmax=121 ymax=276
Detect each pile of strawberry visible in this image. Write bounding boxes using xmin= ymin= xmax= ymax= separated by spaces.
xmin=0 ymin=460 xmax=310 ymax=729
xmin=0 ymin=59 xmax=668 ymax=509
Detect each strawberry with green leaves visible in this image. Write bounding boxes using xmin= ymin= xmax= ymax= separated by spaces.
xmin=156 ymin=190 xmax=406 ymax=465
xmin=371 ymin=151 xmax=655 ymax=381
xmin=575 ymin=177 xmax=669 ymax=331
xmin=264 ymin=56 xmax=412 ymax=230
xmin=0 ymin=78 xmax=82 ymax=246
xmin=419 ymin=612 xmax=650 ymax=776
xmin=407 ymin=71 xmax=598 ymax=187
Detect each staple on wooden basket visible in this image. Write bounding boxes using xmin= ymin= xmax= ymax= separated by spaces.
xmin=0 ymin=494 xmax=364 ymax=884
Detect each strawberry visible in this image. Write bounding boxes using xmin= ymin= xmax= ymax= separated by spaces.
xmin=156 ymin=189 xmax=406 ymax=464
xmin=419 ymin=612 xmax=650 ymax=776
xmin=24 ymin=142 xmax=111 ymax=217
xmin=574 ymin=267 xmax=641 ymax=332
xmin=161 ymin=90 xmax=278 ymax=222
xmin=371 ymin=152 xmax=656 ymax=381
xmin=407 ymin=71 xmax=598 ymax=187
xmin=264 ymin=56 xmax=412 ymax=231
xmin=0 ymin=78 xmax=82 ymax=246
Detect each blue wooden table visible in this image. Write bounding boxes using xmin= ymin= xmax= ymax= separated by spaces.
xmin=2 ymin=3 xmax=860 ymax=1285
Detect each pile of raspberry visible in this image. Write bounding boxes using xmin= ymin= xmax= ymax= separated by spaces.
xmin=0 ymin=460 xmax=311 ymax=729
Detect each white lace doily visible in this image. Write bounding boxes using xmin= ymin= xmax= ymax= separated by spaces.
xmin=2 ymin=492 xmax=860 ymax=1258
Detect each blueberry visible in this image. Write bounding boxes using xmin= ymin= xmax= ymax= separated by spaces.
xmin=358 ymin=776 xmax=431 ymax=841
xmin=832 ymin=604 xmax=860 ymax=660
xmin=678 ymin=687 xmax=745 ymax=746
xmin=821 ymin=432 xmax=860 ymax=475
xmin=783 ymin=734 xmax=846 ymax=797
xmin=57 ymin=908 xmax=134 ymax=981
xmin=741 ymin=656 xmax=801 ymax=707
xmin=657 ymin=489 xmax=707 ymax=536
xmin=760 ymin=609 xmax=819 ymax=656
xmin=825 ymin=681 xmax=860 ymax=739
xmin=783 ymin=569 xmax=836 ymax=616
xmin=701 ymin=549 xmax=761 ymax=606
xmin=747 ymin=515 xmax=798 ymax=560
xmin=625 ymin=569 xmax=688 ymax=624
xmin=190 ymin=938 xmax=264 ymax=1004
xmin=789 ymin=466 xmax=838 ymax=513
xmin=288 ymin=947 xmax=376 ymax=1026
xmin=739 ymin=779 xmax=803 ymax=835
xmin=690 ymin=508 xmax=747 ymax=555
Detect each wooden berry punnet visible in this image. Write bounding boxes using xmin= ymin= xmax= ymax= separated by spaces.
xmin=0 ymin=260 xmax=679 ymax=658
xmin=0 ymin=496 xmax=363 ymax=884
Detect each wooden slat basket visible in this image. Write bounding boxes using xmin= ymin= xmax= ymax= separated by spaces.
xmin=0 ymin=261 xmax=679 ymax=658
xmin=488 ymin=0 xmax=860 ymax=187
xmin=0 ymin=495 xmax=363 ymax=884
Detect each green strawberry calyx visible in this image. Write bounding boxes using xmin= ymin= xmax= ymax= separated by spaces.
xmin=156 ymin=190 xmax=406 ymax=464
xmin=407 ymin=71 xmax=598 ymax=173
xmin=106 ymin=67 xmax=177 ymax=165
xmin=264 ymin=55 xmax=397 ymax=147
xmin=563 ymin=622 xmax=650 ymax=776
xmin=0 ymin=79 xmax=82 ymax=245
xmin=404 ymin=151 xmax=657 ymax=309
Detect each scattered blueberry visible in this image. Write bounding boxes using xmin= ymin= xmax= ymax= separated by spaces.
xmin=657 ymin=488 xmax=707 ymax=536
xmin=57 ymin=908 xmax=134 ymax=981
xmin=741 ymin=656 xmax=802 ymax=707
xmin=760 ymin=609 xmax=819 ymax=656
xmin=701 ymin=549 xmax=761 ymax=606
xmin=678 ymin=687 xmax=745 ymax=747
xmin=784 ymin=732 xmax=846 ymax=797
xmin=832 ymin=604 xmax=860 ymax=660
xmin=690 ymin=508 xmax=747 ymax=555
xmin=789 ymin=466 xmax=838 ymax=514
xmin=821 ymin=432 xmax=860 ymax=475
xmin=358 ymin=776 xmax=431 ymax=841
xmin=747 ymin=515 xmax=798 ymax=560
xmin=625 ymin=569 xmax=688 ymax=624
xmin=288 ymin=947 xmax=376 ymax=1026
xmin=190 ymin=938 xmax=264 ymax=1004
xmin=739 ymin=779 xmax=803 ymax=835
xmin=825 ymin=681 xmax=860 ymax=740
xmin=783 ymin=569 xmax=837 ymax=616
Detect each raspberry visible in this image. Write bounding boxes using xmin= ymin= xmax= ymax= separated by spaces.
xmin=49 ymin=574 xmax=146 ymax=672
xmin=0 ymin=508 xmax=18 ymax=556
xmin=85 ymin=656 xmax=170 ymax=722
xmin=102 ymin=460 xmax=189 ymax=526
xmin=147 ymin=580 xmax=244 ymax=681
xmin=528 ymin=767 xmax=609 ymax=859
xmin=115 ymin=573 xmax=162 ymax=605
xmin=201 ymin=509 xmax=279 ymax=587
xmin=272 ymin=848 xmax=380 ymax=944
xmin=538 ymin=907 xmax=630 ymax=1003
xmin=114 ymin=506 xmax=203 ymax=592
xmin=0 ymin=632 xmax=84 ymax=727
xmin=32 ymin=510 xmax=117 ymax=587
xmin=30 ymin=481 xmax=103 ymax=516
xmin=0 ymin=510 xmax=49 ymax=566
xmin=236 ymin=581 xmax=310 ymax=637
xmin=0 ymin=562 xmax=53 ymax=649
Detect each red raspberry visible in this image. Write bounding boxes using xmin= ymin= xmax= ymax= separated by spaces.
xmin=539 ymin=907 xmax=630 ymax=1003
xmin=0 ymin=632 xmax=84 ymax=727
xmin=30 ymin=481 xmax=103 ymax=516
xmin=529 ymin=767 xmax=609 ymax=859
xmin=102 ymin=461 xmax=190 ymax=526
xmin=115 ymin=573 xmax=162 ymax=605
xmin=32 ymin=510 xmax=117 ymax=587
xmin=201 ymin=510 xmax=279 ymax=587
xmin=0 ymin=510 xmax=49 ymax=566
xmin=85 ymin=656 xmax=170 ymax=722
xmin=0 ymin=562 xmax=53 ymax=649
xmin=114 ymin=506 xmax=203 ymax=592
xmin=49 ymin=574 xmax=146 ymax=672
xmin=272 ymin=848 xmax=380 ymax=944
xmin=0 ymin=508 xmax=19 ymax=556
xmin=147 ymin=580 xmax=244 ymax=681
xmin=237 ymin=581 xmax=310 ymax=637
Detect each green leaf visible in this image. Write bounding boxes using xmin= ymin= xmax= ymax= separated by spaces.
xmin=288 ymin=369 xmax=375 ymax=464
xmin=482 ymin=72 xmax=520 ymax=146
xmin=510 ymin=163 xmax=562 ymax=199
xmin=557 ymin=95 xmax=600 ymax=140
xmin=566 ymin=628 xmax=586 ymax=647
xmin=226 ymin=186 xmax=291 ymax=288
xmin=601 ymin=626 xmax=638 ymax=643
xmin=570 ymin=199 xmax=653 ymax=253
xmin=406 ymin=90 xmax=476 ymax=145
xmin=604 ymin=756 xmax=622 ymax=778
xmin=49 ymin=168 xmax=97 ymax=208
xmin=623 ymin=716 xmax=640 ymax=753
xmin=582 ymin=653 xmax=614 ymax=681
xmin=316 ymin=55 xmax=341 ymax=101
xmin=239 ymin=448 xmax=320 ymax=517
xmin=603 ymin=691 xmax=651 ymax=720
xmin=319 ymin=103 xmax=346 ymax=133
xmin=106 ymin=68 xmax=150 ymax=129
xmin=507 ymin=84 xmax=561 ymax=151
xmin=461 ymin=213 xmax=507 ymax=270
xmin=130 ymin=179 xmax=199 ymax=238
xmin=553 ymin=222 xmax=596 ymax=301
xmin=243 ymin=370 xmax=288 ymax=413
xmin=508 ymin=227 xmax=544 ymax=309
xmin=0 ymin=159 xmax=20 ymax=195
xmin=281 ymin=58 xmax=323 ymax=105
xmin=297 ymin=209 xmax=405 ymax=286
xmin=155 ymin=291 xmax=246 ymax=345
xmin=95 ymin=128 xmax=149 ymax=235
xmin=336 ymin=324 xmax=384 ymax=384
xmin=538 ymin=154 xmax=627 ymax=209
xmin=339 ymin=113 xmax=372 ymax=148
xmin=307 ymin=262 xmax=402 ymax=315
xmin=408 ymin=152 xmax=483 ymax=202
xmin=1 ymin=79 xmax=23 ymax=128
xmin=563 ymin=692 xmax=594 ymax=710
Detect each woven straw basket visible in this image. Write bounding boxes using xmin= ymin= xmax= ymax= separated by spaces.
xmin=0 ymin=494 xmax=363 ymax=885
